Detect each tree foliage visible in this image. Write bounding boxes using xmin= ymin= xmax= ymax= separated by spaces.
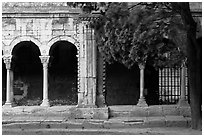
xmin=89 ymin=2 xmax=186 ymax=68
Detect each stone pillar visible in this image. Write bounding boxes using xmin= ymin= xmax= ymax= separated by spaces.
xmin=39 ymin=55 xmax=50 ymax=107
xmin=77 ymin=19 xmax=97 ymax=108
xmin=85 ymin=25 xmax=97 ymax=107
xmin=96 ymin=51 xmax=107 ymax=107
xmin=3 ymin=55 xmax=13 ymax=107
xmin=178 ymin=62 xmax=189 ymax=106
xmin=137 ymin=63 xmax=148 ymax=107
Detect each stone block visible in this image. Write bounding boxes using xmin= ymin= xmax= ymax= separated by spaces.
xmin=179 ymin=106 xmax=191 ymax=117
xmin=52 ymin=30 xmax=64 ymax=36
xmin=64 ymin=30 xmax=75 ymax=36
xmin=184 ymin=117 xmax=191 ymax=127
xmin=147 ymin=105 xmax=163 ymax=116
xmin=52 ymin=22 xmax=64 ymax=30
xmin=82 ymin=121 xmax=105 ymax=129
xmin=109 ymin=105 xmax=135 ymax=112
xmin=146 ymin=116 xmax=166 ymax=127
xmin=103 ymin=121 xmax=125 ymax=129
xmin=3 ymin=122 xmax=41 ymax=130
xmin=26 ymin=30 xmax=34 ymax=35
xmin=109 ymin=111 xmax=130 ymax=118
xmin=28 ymin=116 xmax=46 ymax=122
xmin=67 ymin=107 xmax=109 ymax=120
xmin=162 ymin=105 xmax=180 ymax=116
xmin=130 ymin=106 xmax=148 ymax=117
xmin=165 ymin=116 xmax=187 ymax=127
xmin=9 ymin=115 xmax=31 ymax=122
xmin=2 ymin=24 xmax=16 ymax=31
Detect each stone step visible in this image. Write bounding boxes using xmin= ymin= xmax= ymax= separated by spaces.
xmin=2 ymin=116 xmax=191 ymax=130
xmin=109 ymin=105 xmax=191 ymax=118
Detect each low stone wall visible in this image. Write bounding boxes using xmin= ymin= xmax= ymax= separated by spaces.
xmin=2 ymin=105 xmax=190 ymax=120
xmin=2 ymin=106 xmax=109 ymax=120
xmin=109 ymin=105 xmax=191 ymax=117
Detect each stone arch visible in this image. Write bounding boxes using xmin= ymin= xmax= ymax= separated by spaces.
xmin=48 ymin=40 xmax=78 ymax=105
xmin=47 ymin=36 xmax=79 ymax=54
xmin=9 ymin=36 xmax=42 ymax=55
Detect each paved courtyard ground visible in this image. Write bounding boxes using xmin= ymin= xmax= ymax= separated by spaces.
xmin=2 ymin=127 xmax=202 ymax=135
xmin=3 ymin=105 xmax=200 ymax=135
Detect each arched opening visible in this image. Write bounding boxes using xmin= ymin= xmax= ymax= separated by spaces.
xmin=106 ymin=61 xmax=159 ymax=106
xmin=49 ymin=41 xmax=77 ymax=106
xmin=106 ymin=63 xmax=140 ymax=105
xmin=12 ymin=41 xmax=42 ymax=106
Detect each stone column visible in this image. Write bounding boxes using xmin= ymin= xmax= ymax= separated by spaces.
xmin=137 ymin=63 xmax=148 ymax=107
xmin=39 ymin=55 xmax=50 ymax=107
xmin=178 ymin=61 xmax=189 ymax=106
xmin=10 ymin=70 xmax=14 ymax=103
xmin=3 ymin=55 xmax=13 ymax=107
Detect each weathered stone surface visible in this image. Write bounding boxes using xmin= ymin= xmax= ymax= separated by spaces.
xmin=130 ymin=106 xmax=148 ymax=117
xmin=178 ymin=107 xmax=191 ymax=117
xmin=147 ymin=105 xmax=163 ymax=116
xmin=162 ymin=105 xmax=180 ymax=116
xmin=146 ymin=117 xmax=166 ymax=127
xmin=67 ymin=107 xmax=109 ymax=120
xmin=165 ymin=116 xmax=188 ymax=127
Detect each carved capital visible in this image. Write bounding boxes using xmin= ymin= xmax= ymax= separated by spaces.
xmin=39 ymin=56 xmax=50 ymax=67
xmin=3 ymin=55 xmax=12 ymax=70
xmin=138 ymin=63 xmax=145 ymax=70
xmin=181 ymin=58 xmax=187 ymax=67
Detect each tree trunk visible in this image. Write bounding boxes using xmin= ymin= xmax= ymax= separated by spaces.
xmin=187 ymin=32 xmax=202 ymax=130
xmin=172 ymin=2 xmax=202 ymax=130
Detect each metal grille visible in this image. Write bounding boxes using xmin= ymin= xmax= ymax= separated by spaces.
xmin=159 ymin=67 xmax=188 ymax=104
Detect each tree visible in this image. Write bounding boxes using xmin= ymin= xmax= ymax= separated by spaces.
xmin=90 ymin=2 xmax=185 ymax=69
xmin=170 ymin=2 xmax=202 ymax=130
xmin=70 ymin=2 xmax=202 ymax=130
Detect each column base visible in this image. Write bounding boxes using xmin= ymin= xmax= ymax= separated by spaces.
xmin=137 ymin=97 xmax=148 ymax=107
xmin=40 ymin=99 xmax=50 ymax=107
xmin=3 ymin=102 xmax=14 ymax=108
xmin=76 ymin=104 xmax=97 ymax=108
xmin=177 ymin=98 xmax=189 ymax=107
xmin=68 ymin=107 xmax=109 ymax=119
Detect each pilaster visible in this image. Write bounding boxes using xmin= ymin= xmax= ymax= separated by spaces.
xmin=77 ymin=16 xmax=98 ymax=108
xmin=96 ymin=51 xmax=107 ymax=107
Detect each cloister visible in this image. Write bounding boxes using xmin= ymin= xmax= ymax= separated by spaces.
xmin=2 ymin=2 xmax=201 ymax=119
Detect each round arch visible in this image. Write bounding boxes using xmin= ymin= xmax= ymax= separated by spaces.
xmin=9 ymin=36 xmax=42 ymax=55
xmin=48 ymin=40 xmax=78 ymax=106
xmin=47 ymin=36 xmax=79 ymax=55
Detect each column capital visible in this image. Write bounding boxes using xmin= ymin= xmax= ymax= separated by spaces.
xmin=3 ymin=55 xmax=12 ymax=70
xmin=181 ymin=59 xmax=187 ymax=67
xmin=39 ymin=55 xmax=50 ymax=65
xmin=138 ymin=63 xmax=145 ymax=70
